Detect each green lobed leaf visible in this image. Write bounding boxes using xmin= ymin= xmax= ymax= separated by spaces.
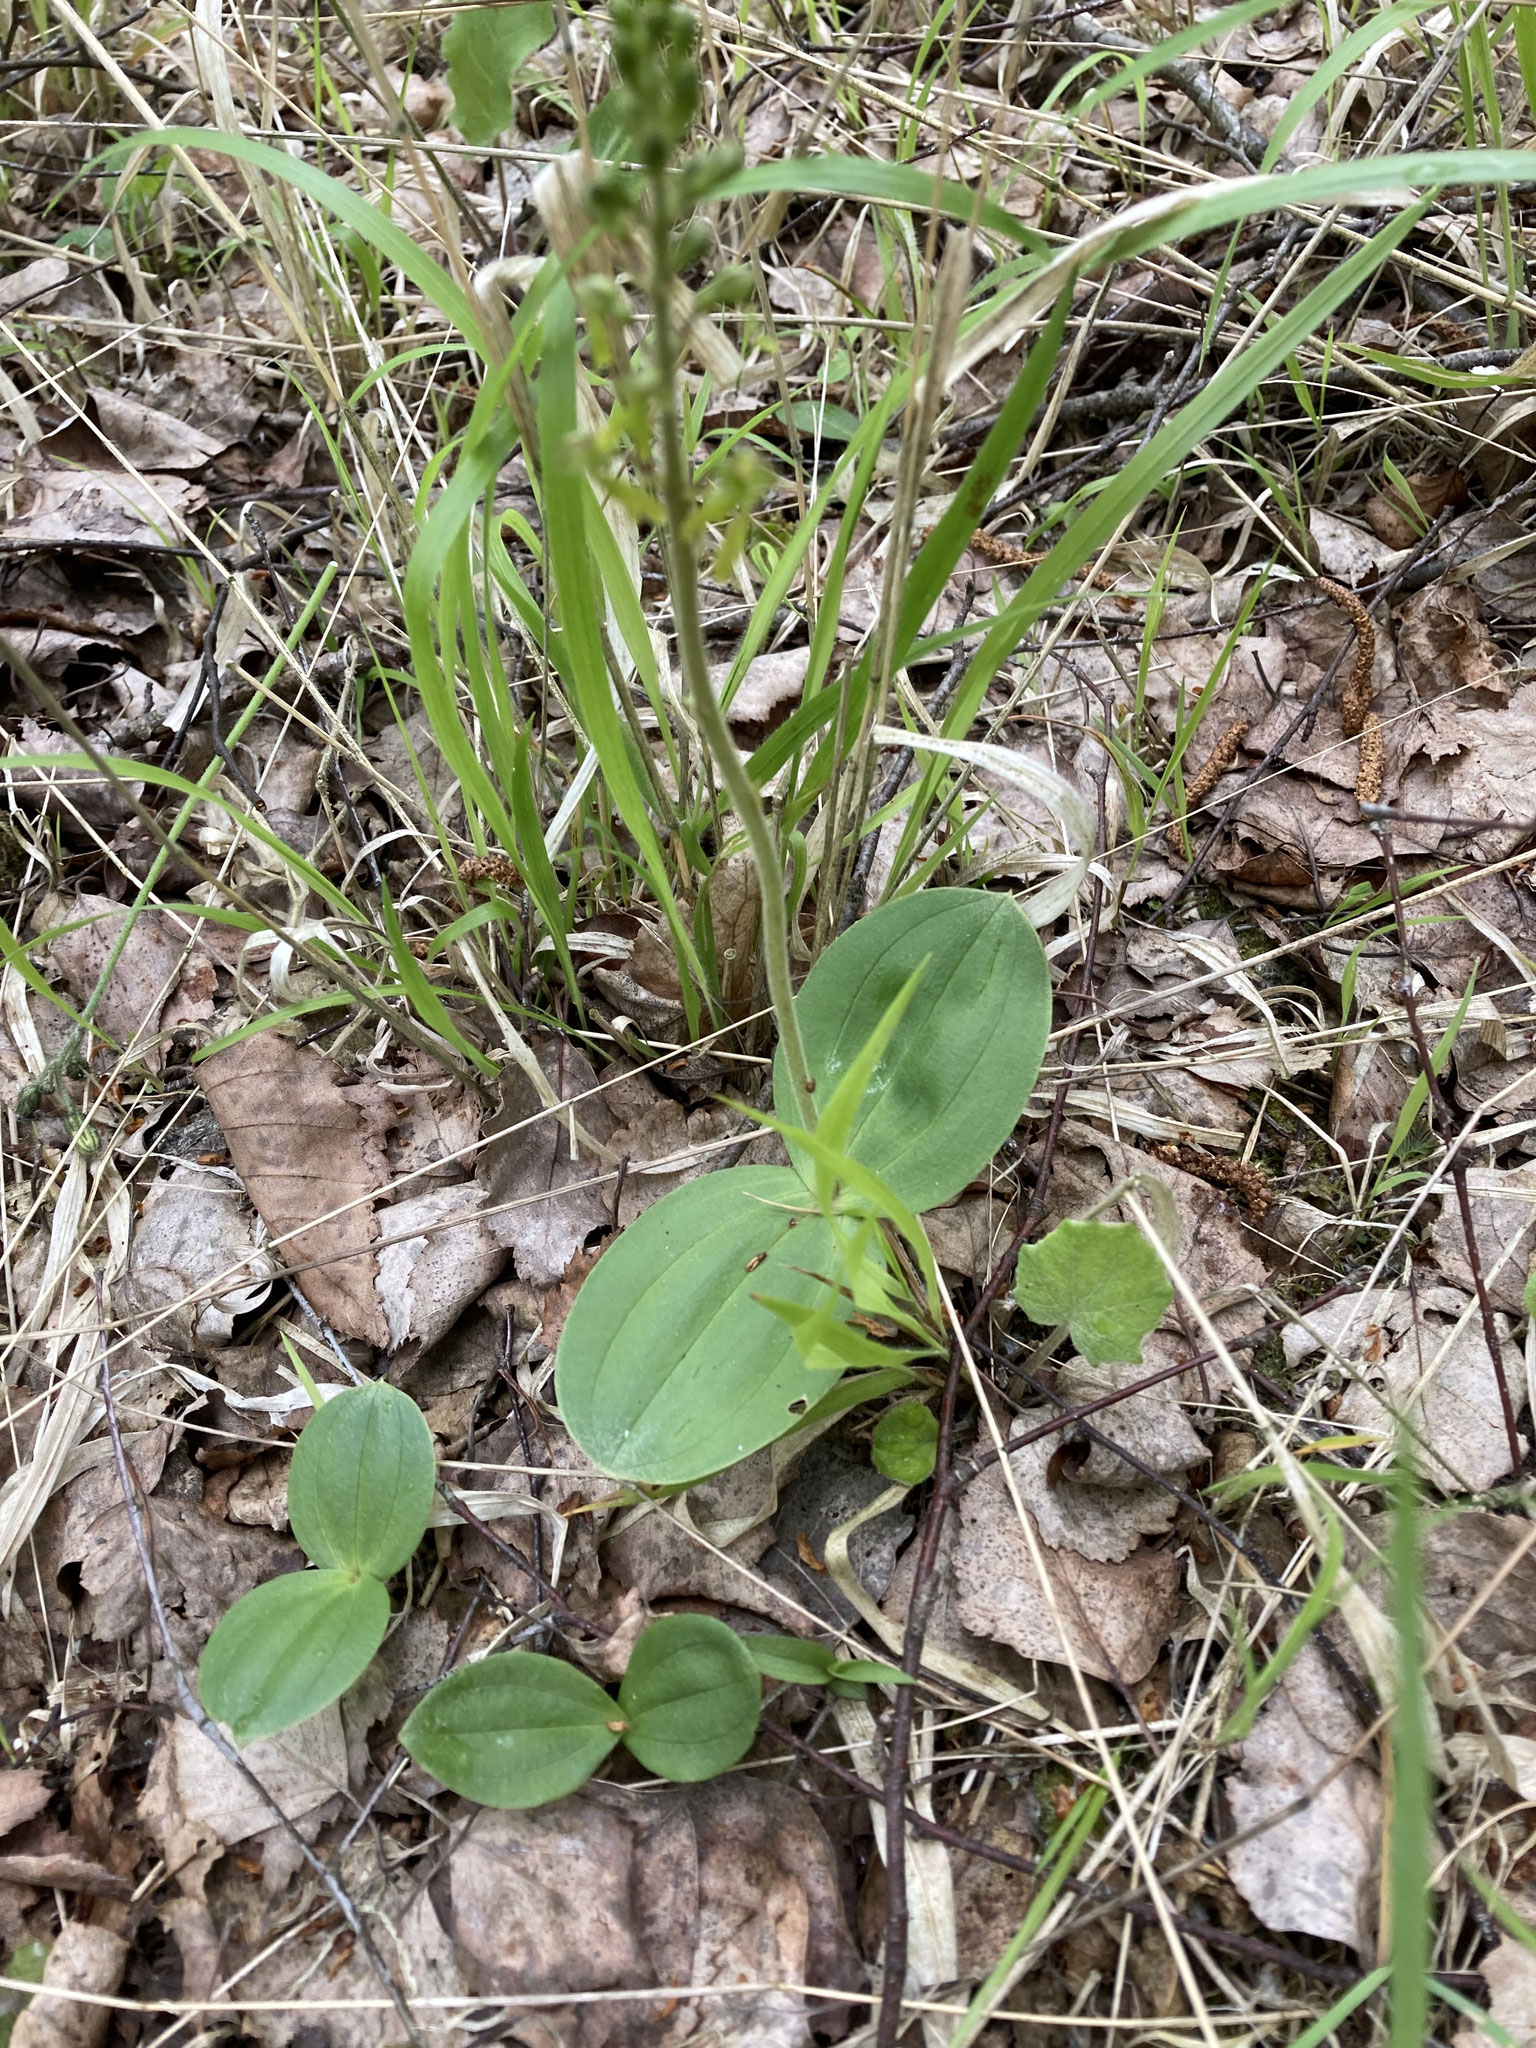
xmin=399 ymin=1653 xmax=620 ymax=1808
xmin=1011 ymin=1220 xmax=1173 ymax=1367
xmin=744 ymin=1636 xmax=838 ymax=1685
xmin=554 ymin=1166 xmax=851 ymax=1484
xmin=872 ymin=1401 xmax=938 ymax=1485
xmin=774 ymin=890 xmax=1050 ymax=1211
xmin=287 ymin=1383 xmax=436 ymax=1580
xmin=199 ymin=1571 xmax=389 ymax=1746
xmin=443 ymin=5 xmax=555 ymax=146
xmin=617 ymin=1616 xmax=761 ymax=1782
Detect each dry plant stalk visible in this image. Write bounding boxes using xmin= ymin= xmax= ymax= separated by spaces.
xmin=1317 ymin=576 xmax=1376 ymax=737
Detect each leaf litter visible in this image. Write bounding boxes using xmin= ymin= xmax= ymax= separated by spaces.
xmin=5 ymin=0 xmax=1536 ymax=2043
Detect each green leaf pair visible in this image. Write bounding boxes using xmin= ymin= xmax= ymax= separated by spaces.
xmin=555 ymin=890 xmax=1052 ymax=1485
xmin=399 ymin=1614 xmax=761 ymax=1807
xmin=200 ymin=1384 xmax=435 ymax=1745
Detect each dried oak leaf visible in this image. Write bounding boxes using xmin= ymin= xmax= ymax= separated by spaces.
xmin=1396 ymin=580 xmax=1507 ymax=707
xmin=1225 ymin=1643 xmax=1381 ymax=1952
xmin=115 ymin=1161 xmax=276 ymax=1352
xmin=233 ymin=1870 xmax=462 ymax=2048
xmin=1003 ymin=1415 xmax=1179 ymax=1562
xmin=1427 ymin=1164 xmax=1536 ymax=1315
xmin=5 ymin=718 xmax=142 ymax=834
xmin=1453 ymin=1938 xmax=1536 ymax=2047
xmin=140 ymin=1705 xmax=347 ymax=1882
xmin=450 ymin=1779 xmax=862 ymax=2048
xmin=374 ymin=1181 xmax=504 ymax=1359
xmin=40 ymin=892 xmax=192 ymax=1074
xmin=1335 ymin=1291 xmax=1527 ymax=1494
xmin=9 ymin=460 xmax=205 ymax=549
xmin=201 ymin=1034 xmax=393 ymax=1345
xmin=1055 ymin=1358 xmax=1208 ymax=1492
xmin=476 ymin=1040 xmax=616 ymax=1287
xmin=1420 ymin=1511 xmax=1536 ymax=1704
xmin=953 ymin=1451 xmax=1180 ymax=1684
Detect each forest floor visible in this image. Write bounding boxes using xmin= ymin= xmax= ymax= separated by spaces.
xmin=4 ymin=0 xmax=1536 ymax=2042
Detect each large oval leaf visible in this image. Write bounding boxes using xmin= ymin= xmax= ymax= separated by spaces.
xmin=399 ymin=1652 xmax=619 ymax=1808
xmin=554 ymin=1165 xmax=846 ymax=1484
xmin=288 ymin=1382 xmax=436 ymax=1579
xmin=774 ymin=889 xmax=1050 ymax=1210
xmin=199 ymin=1570 xmax=388 ymax=1746
xmin=618 ymin=1615 xmax=761 ymax=1782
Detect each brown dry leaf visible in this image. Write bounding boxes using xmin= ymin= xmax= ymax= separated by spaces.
xmin=1335 ymin=1291 xmax=1526 ymax=1493
xmin=722 ymin=647 xmax=809 ymax=730
xmin=1364 ymin=468 xmax=1467 ymax=550
xmin=201 ymin=1034 xmax=393 ymax=1344
xmin=9 ymin=461 xmax=204 ymax=548
xmin=5 ymin=718 xmax=143 ymax=834
xmin=40 ymin=892 xmax=192 ymax=1073
xmin=221 ymin=1857 xmax=462 ymax=2048
xmin=707 ymin=853 xmax=760 ymax=1011
xmin=1396 ymin=580 xmax=1507 ymax=705
xmin=1454 ymin=1939 xmax=1536 ymax=2046
xmin=11 ymin=1923 xmax=127 ymax=2048
xmin=953 ymin=1452 xmax=1181 ymax=1683
xmin=0 ymin=1772 xmax=50 ymax=1837
xmin=74 ymin=388 xmax=231 ymax=472
xmin=605 ymin=1499 xmax=805 ymax=1633
xmin=921 ymin=1192 xmax=1014 ymax=1281
xmin=116 ymin=1162 xmax=276 ymax=1352
xmin=1055 ymin=1358 xmax=1208 ymax=1490
xmin=374 ymin=1182 xmax=505 ymax=1358
xmin=449 ymin=1779 xmax=862 ymax=2048
xmin=1002 ymin=1417 xmax=1179 ymax=1562
xmin=1427 ymin=1165 xmax=1536 ymax=1314
xmin=1225 ymin=1644 xmax=1381 ymax=1952
xmin=476 ymin=1040 xmax=614 ymax=1287
xmin=0 ymin=1821 xmax=128 ymax=1896
xmin=1421 ymin=1512 xmax=1536 ymax=1704
xmin=141 ymin=1705 xmax=347 ymax=1878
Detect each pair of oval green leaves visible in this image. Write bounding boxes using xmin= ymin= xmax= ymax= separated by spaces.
xmin=556 ymin=889 xmax=1052 ymax=1485
xmin=200 ymin=1384 xmax=436 ymax=1746
xmin=399 ymin=1613 xmax=761 ymax=1807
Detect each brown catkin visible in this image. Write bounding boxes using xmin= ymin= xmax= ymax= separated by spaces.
xmin=971 ymin=528 xmax=1121 ymax=591
xmin=1354 ymin=709 xmax=1385 ymax=806
xmin=1154 ymin=1141 xmax=1272 ymax=1217
xmin=1317 ymin=576 xmax=1376 ymax=737
xmin=458 ymin=853 xmax=520 ymax=889
xmin=1183 ymin=719 xmax=1249 ymax=808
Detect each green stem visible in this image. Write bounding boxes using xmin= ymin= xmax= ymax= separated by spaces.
xmin=645 ymin=196 xmax=817 ymax=1130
